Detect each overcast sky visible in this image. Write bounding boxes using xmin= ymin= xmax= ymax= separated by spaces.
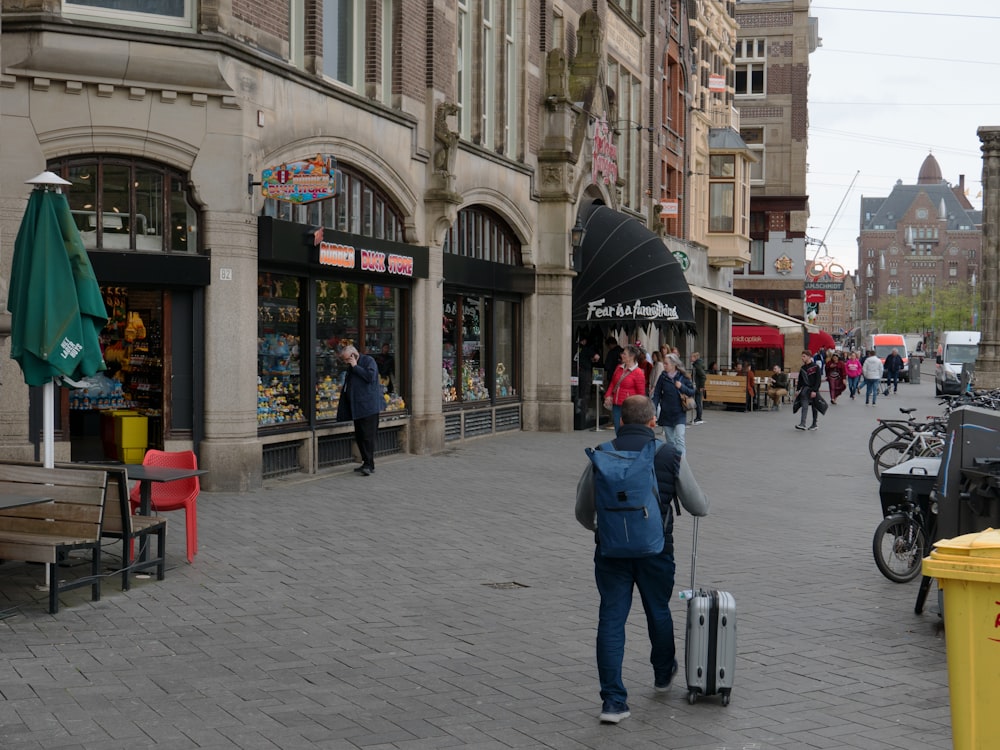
xmin=805 ymin=2 xmax=1000 ymax=271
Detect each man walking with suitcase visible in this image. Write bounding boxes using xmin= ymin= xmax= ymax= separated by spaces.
xmin=575 ymin=395 xmax=708 ymax=724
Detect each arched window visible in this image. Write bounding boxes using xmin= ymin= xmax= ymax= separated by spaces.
xmin=443 ymin=206 xmax=521 ymax=265
xmin=262 ymin=163 xmax=404 ymax=242
xmin=48 ymin=156 xmax=199 ymax=253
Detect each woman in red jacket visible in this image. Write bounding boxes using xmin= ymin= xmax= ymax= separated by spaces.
xmin=603 ymin=344 xmax=646 ymax=434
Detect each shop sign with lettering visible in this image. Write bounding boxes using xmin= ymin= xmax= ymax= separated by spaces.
xmin=585 ymin=297 xmax=679 ymax=322
xmin=319 ymin=241 xmax=415 ymax=277
xmin=261 ymin=154 xmax=339 ymax=204
xmin=592 ymin=119 xmax=619 ymax=186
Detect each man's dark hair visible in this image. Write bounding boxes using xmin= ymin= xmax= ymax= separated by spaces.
xmin=621 ymin=395 xmax=655 ymax=425
xmin=605 ymin=336 xmax=618 ymax=346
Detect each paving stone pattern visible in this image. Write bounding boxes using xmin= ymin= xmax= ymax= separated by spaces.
xmin=0 ymin=367 xmax=954 ymax=749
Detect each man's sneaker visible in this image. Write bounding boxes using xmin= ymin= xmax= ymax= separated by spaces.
xmin=693 ymin=419 xmax=705 ymax=425
xmin=808 ymin=424 xmax=818 ymax=431
xmin=654 ymin=660 xmax=679 ymax=691
xmin=599 ymin=706 xmax=631 ymax=724
xmin=795 ymin=424 xmax=806 ymax=430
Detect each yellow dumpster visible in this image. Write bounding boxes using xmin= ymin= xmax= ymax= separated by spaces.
xmin=923 ymin=528 xmax=1000 ymax=750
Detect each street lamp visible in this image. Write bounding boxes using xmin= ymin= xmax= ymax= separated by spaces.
xmin=570 ymin=216 xmax=586 ymax=272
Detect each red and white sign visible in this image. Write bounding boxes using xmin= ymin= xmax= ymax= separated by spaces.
xmin=709 ymin=74 xmax=726 ymax=92
xmin=805 ymin=289 xmax=827 ymax=303
xmin=659 ymin=200 xmax=679 ymax=218
xmin=592 ymin=119 xmax=619 ymax=187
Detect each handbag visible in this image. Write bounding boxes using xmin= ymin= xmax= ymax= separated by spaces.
xmin=604 ymin=368 xmax=625 ymax=411
xmin=680 ymin=393 xmax=693 ymax=411
xmin=814 ymin=393 xmax=829 ymax=415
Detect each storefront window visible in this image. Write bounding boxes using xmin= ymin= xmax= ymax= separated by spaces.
xmin=363 ymin=285 xmax=403 ymax=411
xmin=442 ymin=294 xmax=518 ymax=404
xmin=257 ymin=273 xmax=305 ymax=426
xmin=49 ymin=156 xmax=199 ymax=253
xmin=313 ymin=278 xmax=358 ymax=420
xmin=494 ymin=299 xmax=517 ymax=398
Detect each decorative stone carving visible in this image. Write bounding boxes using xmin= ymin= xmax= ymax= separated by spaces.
xmin=433 ymin=101 xmax=460 ymax=175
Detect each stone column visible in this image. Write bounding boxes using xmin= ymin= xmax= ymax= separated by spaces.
xmin=977 ymin=127 xmax=1000 ymax=388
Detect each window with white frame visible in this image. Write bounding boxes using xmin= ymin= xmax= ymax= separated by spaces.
xmin=482 ymin=0 xmax=496 ymax=149
xmin=552 ymin=8 xmax=564 ymax=51
xmin=380 ymin=0 xmax=394 ymax=105
xmin=456 ymin=1 xmax=520 ymax=158
xmin=323 ymin=0 xmax=364 ymax=90
xmin=457 ymin=0 xmax=473 ymax=139
xmin=63 ymin=0 xmax=193 ymax=28
xmin=734 ymin=37 xmax=766 ymax=97
xmin=610 ymin=0 xmax=641 ymax=24
xmin=503 ymin=0 xmax=519 ymax=158
xmin=709 ymin=154 xmax=735 ymax=233
xmin=290 ymin=0 xmax=305 ymax=69
xmin=609 ymin=59 xmax=643 ymax=211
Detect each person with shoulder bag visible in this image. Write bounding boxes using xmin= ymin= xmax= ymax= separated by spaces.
xmin=651 ymin=353 xmax=695 ymax=454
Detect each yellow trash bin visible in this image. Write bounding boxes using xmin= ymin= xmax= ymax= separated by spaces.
xmin=923 ymin=528 xmax=1000 ymax=750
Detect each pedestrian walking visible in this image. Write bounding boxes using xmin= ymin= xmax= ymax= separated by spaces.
xmin=884 ymin=348 xmax=904 ymax=394
xmin=862 ymin=350 xmax=884 ymax=406
xmin=575 ymin=395 xmax=708 ymax=725
xmin=690 ymin=351 xmax=707 ymax=424
xmin=826 ymin=353 xmax=847 ymax=404
xmin=845 ymin=351 xmax=863 ymax=399
xmin=651 ymin=353 xmax=695 ymax=454
xmin=795 ymin=350 xmax=822 ymax=430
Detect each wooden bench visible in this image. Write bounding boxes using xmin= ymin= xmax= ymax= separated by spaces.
xmin=0 ymin=464 xmax=108 ymax=614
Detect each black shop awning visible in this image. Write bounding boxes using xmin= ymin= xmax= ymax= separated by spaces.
xmin=572 ymin=205 xmax=695 ymax=329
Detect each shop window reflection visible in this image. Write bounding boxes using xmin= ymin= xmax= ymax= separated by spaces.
xmin=314 ymin=280 xmax=358 ymax=420
xmin=257 ymin=273 xmax=305 ymax=426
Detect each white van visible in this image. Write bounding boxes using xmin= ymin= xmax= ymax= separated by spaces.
xmin=935 ymin=331 xmax=980 ymax=395
xmin=870 ymin=334 xmax=910 ymax=382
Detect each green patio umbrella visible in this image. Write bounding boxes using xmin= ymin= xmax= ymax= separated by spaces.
xmin=8 ymin=173 xmax=107 ymax=466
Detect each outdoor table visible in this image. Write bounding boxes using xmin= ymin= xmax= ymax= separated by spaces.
xmin=126 ymin=465 xmax=208 ymax=516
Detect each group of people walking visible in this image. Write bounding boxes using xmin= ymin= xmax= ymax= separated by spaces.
xmin=601 ymin=341 xmax=707 ymax=455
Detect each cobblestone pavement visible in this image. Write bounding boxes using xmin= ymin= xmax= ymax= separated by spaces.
xmin=0 ymin=366 xmax=954 ymax=749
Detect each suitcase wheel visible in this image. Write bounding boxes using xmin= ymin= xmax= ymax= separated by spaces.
xmin=687 ymin=689 xmax=698 ymax=705
xmin=721 ymin=689 xmax=731 ymax=707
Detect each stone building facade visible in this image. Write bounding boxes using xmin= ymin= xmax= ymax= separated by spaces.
xmin=731 ymin=0 xmax=818 ymax=319
xmin=2 ymin=1 xmax=751 ymax=489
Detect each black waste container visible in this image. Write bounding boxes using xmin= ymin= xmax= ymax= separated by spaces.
xmin=936 ymin=406 xmax=1000 ymax=541
xmin=879 ymin=456 xmax=939 ymax=519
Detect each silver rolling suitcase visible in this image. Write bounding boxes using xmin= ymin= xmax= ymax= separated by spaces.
xmin=684 ymin=516 xmax=736 ymax=705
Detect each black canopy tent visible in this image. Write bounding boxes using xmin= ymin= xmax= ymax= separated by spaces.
xmin=571 ymin=205 xmax=695 ymax=337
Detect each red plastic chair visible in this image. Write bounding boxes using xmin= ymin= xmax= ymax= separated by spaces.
xmin=128 ymin=449 xmax=200 ymax=563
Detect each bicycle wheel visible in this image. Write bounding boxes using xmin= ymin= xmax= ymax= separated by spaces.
xmin=872 ymin=514 xmax=926 ymax=583
xmin=873 ymin=440 xmax=916 ymax=481
xmin=869 ymin=422 xmax=908 ymax=459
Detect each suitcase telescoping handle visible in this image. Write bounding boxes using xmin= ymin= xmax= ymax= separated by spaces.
xmin=690 ymin=515 xmax=699 ymax=593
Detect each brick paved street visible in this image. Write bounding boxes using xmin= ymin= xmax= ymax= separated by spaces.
xmin=0 ymin=364 xmax=953 ymax=749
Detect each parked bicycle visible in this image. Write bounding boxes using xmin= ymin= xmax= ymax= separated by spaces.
xmin=872 ymin=419 xmax=947 ymax=480
xmin=868 ymin=407 xmax=919 ymax=459
xmin=873 ymin=484 xmax=937 ymax=583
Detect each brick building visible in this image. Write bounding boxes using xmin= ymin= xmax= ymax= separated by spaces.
xmin=858 ymin=153 xmax=981 ymax=329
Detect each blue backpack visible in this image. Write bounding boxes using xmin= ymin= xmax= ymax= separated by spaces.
xmin=585 ymin=439 xmax=665 ymax=557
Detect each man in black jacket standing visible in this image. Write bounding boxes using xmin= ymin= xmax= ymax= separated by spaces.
xmin=795 ymin=349 xmax=822 ymax=431
xmin=884 ymin=348 xmax=904 ymax=394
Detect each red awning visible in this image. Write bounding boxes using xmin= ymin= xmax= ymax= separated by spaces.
xmin=807 ymin=329 xmax=837 ymax=354
xmin=732 ymin=325 xmax=783 ymax=349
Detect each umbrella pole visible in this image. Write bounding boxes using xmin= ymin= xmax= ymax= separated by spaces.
xmin=42 ymin=380 xmax=55 ymax=469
